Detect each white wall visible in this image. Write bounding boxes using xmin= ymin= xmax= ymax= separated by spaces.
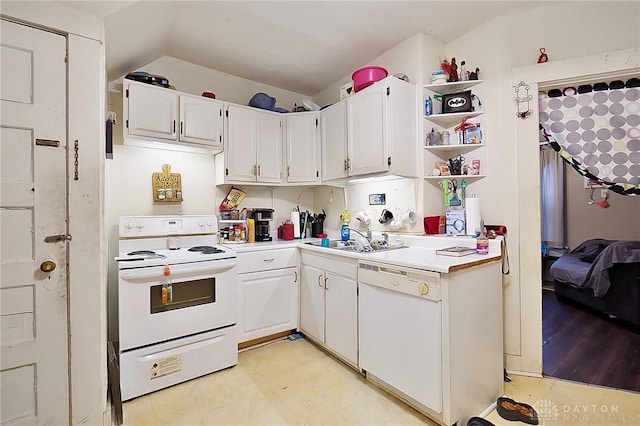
xmin=444 ymin=1 xmax=640 ymax=373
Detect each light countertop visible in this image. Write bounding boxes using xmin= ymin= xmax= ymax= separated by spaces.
xmin=223 ymin=234 xmax=503 ymax=273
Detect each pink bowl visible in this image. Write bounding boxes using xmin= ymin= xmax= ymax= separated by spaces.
xmin=352 ymin=66 xmax=388 ymax=92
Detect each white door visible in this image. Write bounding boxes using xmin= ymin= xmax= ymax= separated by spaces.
xmin=125 ymin=80 xmax=178 ymax=140
xmin=179 ymin=94 xmax=223 ymax=149
xmin=321 ymin=102 xmax=348 ymax=181
xmin=285 ymin=113 xmax=320 ymax=183
xmin=225 ymin=104 xmax=257 ymax=182
xmin=347 ymin=83 xmax=389 ymax=176
xmin=325 ymin=274 xmax=358 ymax=364
xmin=299 ymin=264 xmax=325 ymax=343
xmin=255 ymin=111 xmax=282 ymax=183
xmin=1 ymin=19 xmax=69 ymax=425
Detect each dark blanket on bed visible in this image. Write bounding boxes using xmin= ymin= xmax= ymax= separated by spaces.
xmin=550 ymin=239 xmax=640 ymax=297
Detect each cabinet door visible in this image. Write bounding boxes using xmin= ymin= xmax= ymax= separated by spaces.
xmin=347 ymin=83 xmax=389 ymax=176
xmin=300 ymin=264 xmax=325 ymax=343
xmin=255 ymin=111 xmax=283 ymax=183
xmin=126 ymin=81 xmax=178 ymax=140
xmin=285 ymin=113 xmax=320 ymax=184
xmin=325 ymin=273 xmax=358 ymax=364
xmin=238 ymin=268 xmax=298 ymax=344
xmin=179 ymin=94 xmax=223 ymax=149
xmin=321 ymin=102 xmax=348 ymax=181
xmin=225 ymin=104 xmax=257 ymax=182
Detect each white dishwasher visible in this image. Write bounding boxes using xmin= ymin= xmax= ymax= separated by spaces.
xmin=358 ymin=260 xmax=443 ymax=415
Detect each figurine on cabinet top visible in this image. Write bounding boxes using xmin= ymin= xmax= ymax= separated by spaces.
xmin=449 ymin=57 xmax=459 ymax=82
xmin=537 ymin=48 xmax=549 ymax=63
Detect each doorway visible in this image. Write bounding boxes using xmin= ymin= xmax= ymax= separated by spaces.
xmin=535 ymin=73 xmax=640 ymax=392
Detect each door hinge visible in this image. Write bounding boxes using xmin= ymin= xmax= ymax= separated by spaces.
xmin=387 ymin=87 xmax=390 ymax=96
xmin=44 ymin=234 xmax=72 ymax=243
xmin=388 ymin=156 xmax=391 ymax=166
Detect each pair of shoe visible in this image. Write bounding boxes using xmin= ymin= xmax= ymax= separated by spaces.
xmin=496 ymin=397 xmax=539 ymax=425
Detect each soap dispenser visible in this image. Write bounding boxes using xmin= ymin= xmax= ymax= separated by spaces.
xmin=340 ymin=210 xmax=351 ymax=241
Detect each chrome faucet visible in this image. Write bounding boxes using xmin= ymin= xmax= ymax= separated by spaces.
xmin=348 ymin=227 xmax=372 ymax=243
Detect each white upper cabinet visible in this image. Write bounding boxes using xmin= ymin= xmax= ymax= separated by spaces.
xmin=322 ymin=76 xmax=418 ymax=182
xmin=179 ymin=93 xmax=224 ymax=149
xmin=216 ymin=103 xmax=282 ymax=185
xmin=347 ymin=82 xmax=389 ymax=175
xmin=321 ymin=101 xmax=348 ymax=181
xmin=125 ymin=80 xmax=178 ymax=140
xmin=123 ymin=80 xmax=223 ymax=151
xmin=285 ymin=112 xmax=321 ymax=184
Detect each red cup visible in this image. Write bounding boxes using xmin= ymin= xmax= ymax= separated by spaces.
xmin=424 ymin=216 xmax=441 ymax=235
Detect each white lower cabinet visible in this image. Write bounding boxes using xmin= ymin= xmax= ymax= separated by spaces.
xmin=299 ymin=251 xmax=358 ymax=366
xmin=236 ymin=249 xmax=299 ymax=344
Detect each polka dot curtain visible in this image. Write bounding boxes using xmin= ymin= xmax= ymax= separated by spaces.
xmin=539 ymin=86 xmax=640 ymax=196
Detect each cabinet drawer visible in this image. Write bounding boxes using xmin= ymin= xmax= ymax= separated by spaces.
xmin=237 ymin=248 xmax=298 ymax=274
xmin=300 ymin=252 xmax=357 ymax=279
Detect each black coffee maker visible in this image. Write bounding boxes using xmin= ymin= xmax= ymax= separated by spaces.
xmin=253 ymin=208 xmax=274 ymax=242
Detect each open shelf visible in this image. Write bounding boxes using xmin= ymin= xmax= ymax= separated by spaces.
xmin=423 ymin=80 xmax=484 ymax=94
xmin=424 ymin=143 xmax=485 ymax=154
xmin=424 ymin=111 xmax=484 ymax=128
xmin=424 ymin=174 xmax=486 ymax=181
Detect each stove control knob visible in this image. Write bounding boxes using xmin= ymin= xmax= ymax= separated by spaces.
xmin=136 ymin=221 xmax=143 ymax=229
xmin=125 ymin=221 xmax=134 ymax=230
xmin=419 ymin=283 xmax=429 ymax=296
xmin=198 ymin=219 xmax=205 ymax=227
xmin=206 ymin=219 xmax=213 ymax=227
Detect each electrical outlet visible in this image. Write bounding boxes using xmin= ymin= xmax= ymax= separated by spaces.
xmin=600 ymin=189 xmax=608 ymax=198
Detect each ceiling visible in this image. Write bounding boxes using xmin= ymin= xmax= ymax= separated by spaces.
xmin=60 ymin=1 xmax=550 ymax=96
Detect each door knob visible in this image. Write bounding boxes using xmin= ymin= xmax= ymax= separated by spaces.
xmin=40 ymin=260 xmax=56 ymax=273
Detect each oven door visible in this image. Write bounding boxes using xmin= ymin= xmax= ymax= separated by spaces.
xmin=118 ymin=258 xmax=237 ymax=351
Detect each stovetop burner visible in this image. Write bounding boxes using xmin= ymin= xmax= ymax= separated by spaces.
xmin=188 ymin=246 xmax=225 ymax=254
xmin=127 ymin=250 xmax=167 ymax=259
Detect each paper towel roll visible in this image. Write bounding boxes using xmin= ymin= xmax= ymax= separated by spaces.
xmin=291 ymin=211 xmax=301 ymax=238
xmin=465 ymin=197 xmax=482 ymax=236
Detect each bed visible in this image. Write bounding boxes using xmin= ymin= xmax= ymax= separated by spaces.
xmin=550 ymin=239 xmax=640 ymax=329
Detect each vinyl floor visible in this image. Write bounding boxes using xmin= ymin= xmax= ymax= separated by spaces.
xmin=123 ymin=336 xmax=640 ymax=426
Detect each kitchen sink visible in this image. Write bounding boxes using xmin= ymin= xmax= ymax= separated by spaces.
xmin=305 ymin=240 xmax=407 ymax=254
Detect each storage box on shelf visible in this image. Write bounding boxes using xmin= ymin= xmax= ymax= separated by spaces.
xmin=423 ymin=80 xmax=486 ymax=182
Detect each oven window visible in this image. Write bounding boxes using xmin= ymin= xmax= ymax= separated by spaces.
xmin=150 ymin=278 xmax=215 ymax=314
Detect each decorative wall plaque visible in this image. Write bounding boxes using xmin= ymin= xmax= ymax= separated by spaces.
xmin=152 ymin=164 xmax=183 ymax=202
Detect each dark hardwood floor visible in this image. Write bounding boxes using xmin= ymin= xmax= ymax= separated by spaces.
xmin=542 ymin=289 xmax=640 ymax=393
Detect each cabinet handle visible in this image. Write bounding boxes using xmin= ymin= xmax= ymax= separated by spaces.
xmin=324 ymin=276 xmax=329 ymax=290
xmin=180 ymin=121 xmax=183 ymax=135
xmin=253 ymin=165 xmax=257 ymax=176
xmin=344 ymin=159 xmax=347 ymax=171
xmin=173 ymin=120 xmax=176 ymax=134
xmin=318 ymin=275 xmax=323 ymax=288
xmin=262 ymin=258 xmax=274 ymax=263
xmin=257 ymin=165 xmax=261 ymax=176
xmin=294 ymin=271 xmax=298 ymax=282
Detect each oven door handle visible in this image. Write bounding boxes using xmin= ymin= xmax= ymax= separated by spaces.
xmin=120 ymin=259 xmax=237 ymax=281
